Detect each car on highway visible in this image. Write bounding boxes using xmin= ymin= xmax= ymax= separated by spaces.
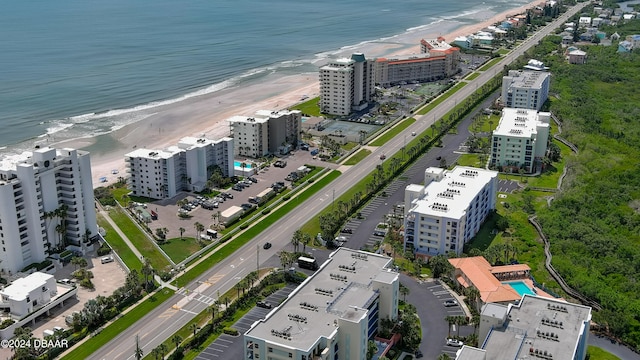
xmin=443 ymin=299 xmax=458 ymax=307
xmin=379 ymin=154 xmax=386 ymax=160
xmin=263 ymin=242 xmax=272 ymax=250
xmin=411 ymin=131 xmax=417 ymax=136
xmin=256 ymin=301 xmax=272 ymax=309
xmin=446 ymin=338 xmax=464 ymax=347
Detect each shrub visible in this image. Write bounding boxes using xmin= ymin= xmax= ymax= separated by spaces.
xmin=239 ymin=224 xmax=248 ymax=230
xmin=283 ymin=195 xmax=291 ymax=201
xmin=308 ymin=179 xmax=315 ymax=183
xmin=223 ymin=327 xmax=239 ymax=336
xmin=0 ymin=319 xmax=15 ymax=330
xmin=262 ymin=209 xmax=271 ymax=215
xmin=97 ymin=246 xmax=111 ymax=256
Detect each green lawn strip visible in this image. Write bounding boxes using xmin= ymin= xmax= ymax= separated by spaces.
xmin=416 ymin=84 xmax=460 ymax=115
xmin=344 ymin=149 xmax=371 ymax=165
xmin=109 ymin=207 xmax=172 ymax=270
xmin=466 ymin=72 xmax=480 ymax=81
xmin=478 ymin=57 xmax=502 ymax=72
xmin=176 ymin=170 xmax=342 ymax=287
xmin=370 ymin=117 xmax=417 ymax=147
xmin=497 ymin=48 xmax=510 ymax=55
xmin=455 ymin=153 xmax=484 ymax=168
xmin=586 ymin=346 xmax=621 ymax=360
xmin=525 ymin=139 xmax=572 ymax=189
xmin=97 ymin=215 xmax=143 ymax=271
xmin=289 ymin=96 xmax=321 ymax=117
xmin=341 ymin=142 xmax=358 ymax=151
xmin=62 ymin=289 xmax=175 ymax=360
xmin=160 ymin=237 xmax=203 ymax=263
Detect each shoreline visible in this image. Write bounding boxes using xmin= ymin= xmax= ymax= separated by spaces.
xmin=52 ymin=0 xmax=544 ymax=188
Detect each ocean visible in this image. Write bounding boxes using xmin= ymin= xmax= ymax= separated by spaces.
xmin=0 ymin=0 xmax=532 ymax=152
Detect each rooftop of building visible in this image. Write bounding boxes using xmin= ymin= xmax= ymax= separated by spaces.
xmin=493 ymin=108 xmax=549 ymax=139
xmin=455 ymin=345 xmax=487 ymax=360
xmin=178 ymin=136 xmax=232 ymax=150
xmin=0 ymin=147 xmax=86 ymax=173
xmin=482 ymin=295 xmax=592 ymax=360
xmin=408 ymin=166 xmax=497 ymax=219
xmin=0 ymin=272 xmax=54 ymax=301
xmin=375 ymin=53 xmax=448 ymax=64
xmin=245 ymin=248 xmax=396 ymax=350
xmin=254 ymin=109 xmax=301 ymax=119
xmin=420 ymin=37 xmax=454 ymax=50
xmin=449 ymin=257 xmax=523 ymax=304
xmin=226 ymin=115 xmax=269 ymax=124
xmin=125 ymin=147 xmax=182 ymax=160
xmin=505 ymin=69 xmax=550 ymax=88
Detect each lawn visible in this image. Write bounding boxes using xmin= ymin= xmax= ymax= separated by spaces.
xmin=160 ymin=237 xmax=203 ymax=263
xmin=586 ymin=346 xmax=621 ymax=360
xmin=62 ymin=288 xmax=175 ymax=360
xmin=497 ymin=48 xmax=510 ymax=55
xmin=370 ymin=117 xmax=416 ymax=146
xmin=97 ymin=215 xmax=143 ymax=271
xmin=465 ymin=72 xmax=480 ymax=81
xmin=416 ymin=83 xmax=465 ymax=115
xmin=341 ymin=142 xmax=358 ymax=151
xmin=478 ymin=57 xmax=502 ymax=71
xmin=344 ymin=149 xmax=371 ymax=165
xmin=108 ymin=207 xmax=173 ymax=271
xmin=176 ymin=170 xmax=342 ymax=287
xmin=525 ymin=139 xmax=572 ymax=189
xmin=289 ymin=96 xmax=321 ymax=117
xmin=455 ymin=153 xmax=485 ymax=168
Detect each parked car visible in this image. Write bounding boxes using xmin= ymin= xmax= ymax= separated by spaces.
xmin=101 ymin=256 xmax=114 ymax=264
xmin=414 ymin=349 xmax=423 ymax=358
xmin=436 ymin=156 xmax=442 ymax=160
xmin=263 ymin=242 xmax=272 ymax=250
xmin=223 ymin=192 xmax=233 ymax=199
xmin=443 ymin=299 xmax=458 ymax=307
xmin=341 ymin=228 xmax=353 ymax=234
xmin=248 ymin=177 xmax=258 ymax=183
xmin=446 ymin=338 xmax=463 ymax=347
xmin=256 ymin=301 xmax=272 ymax=309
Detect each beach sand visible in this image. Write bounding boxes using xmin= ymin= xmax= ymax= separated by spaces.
xmin=55 ymin=0 xmax=544 ymax=187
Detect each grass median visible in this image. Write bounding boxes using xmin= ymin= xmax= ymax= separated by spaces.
xmin=370 ymin=117 xmax=416 ymax=147
xmin=62 ymin=288 xmax=175 ymax=360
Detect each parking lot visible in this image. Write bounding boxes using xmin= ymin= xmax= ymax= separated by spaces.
xmin=196 ymin=284 xmax=297 ymax=360
xmin=145 ymin=149 xmax=338 ymax=242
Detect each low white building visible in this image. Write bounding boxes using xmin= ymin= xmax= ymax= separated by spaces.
xmin=0 ymin=272 xmax=57 ymax=318
xmin=244 ymin=248 xmax=399 ymax=360
xmin=490 ymin=108 xmax=550 ymax=173
xmin=403 ymin=166 xmax=498 ymax=258
xmin=125 ymin=136 xmax=233 ymax=199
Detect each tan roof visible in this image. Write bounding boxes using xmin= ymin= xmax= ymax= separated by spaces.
xmin=449 ymin=257 xmax=528 ymax=304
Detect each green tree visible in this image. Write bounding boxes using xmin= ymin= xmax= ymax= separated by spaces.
xmin=367 ymin=340 xmax=378 ymax=360
xmin=399 ymin=283 xmax=410 ymax=302
xmin=179 ymin=227 xmax=185 ymax=240
xmin=171 ymin=334 xmax=183 ymax=351
xmin=429 ymin=254 xmax=453 ymax=278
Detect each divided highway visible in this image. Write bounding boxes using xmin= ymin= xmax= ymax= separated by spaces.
xmin=88 ymin=4 xmax=587 ymax=358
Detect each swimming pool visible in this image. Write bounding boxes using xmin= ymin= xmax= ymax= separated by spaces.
xmin=504 ymin=281 xmax=535 ymax=297
xmin=233 ymin=161 xmax=252 ymax=169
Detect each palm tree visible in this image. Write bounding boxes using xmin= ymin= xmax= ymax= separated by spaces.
xmin=194 ymin=222 xmax=204 ymax=239
xmin=302 ymin=233 xmax=311 ymax=253
xmin=151 ymin=347 xmax=162 ymax=360
xmin=171 ymin=334 xmax=183 ymax=351
xmin=141 ymin=258 xmax=154 ymax=290
xmin=209 ymin=301 xmax=220 ymax=331
xmin=445 ymin=315 xmax=456 ymax=337
xmin=291 ymin=230 xmax=303 ymax=253
xmin=157 ymin=343 xmax=168 ymax=360
xmin=179 ymin=227 xmax=185 ymax=240
xmin=189 ymin=323 xmax=199 ymax=338
xmin=399 ymin=283 xmax=409 ymax=302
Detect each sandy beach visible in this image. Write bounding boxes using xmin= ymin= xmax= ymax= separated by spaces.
xmin=55 ymin=0 xmax=544 ymax=188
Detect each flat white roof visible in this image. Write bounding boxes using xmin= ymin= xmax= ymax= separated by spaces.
xmin=226 ymin=115 xmax=269 ymax=124
xmin=125 ymin=147 xmax=181 ymax=160
xmin=1 ymin=272 xmax=53 ymax=301
xmin=493 ymin=108 xmax=548 ymax=139
xmin=245 ymin=248 xmax=395 ymax=351
xmin=410 ymin=166 xmax=497 ymax=219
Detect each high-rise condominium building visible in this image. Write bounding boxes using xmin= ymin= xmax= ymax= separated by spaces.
xmin=0 ymin=147 xmax=98 ymax=274
xmin=320 ymin=53 xmax=374 ymax=116
xmin=404 ymin=166 xmax=498 ymax=258
xmin=125 ymin=136 xmax=233 ymax=199
xmin=244 ymin=248 xmax=399 ymax=360
xmin=228 ymin=110 xmax=302 ymax=158
xmin=490 ymin=108 xmax=550 ymax=173
xmin=501 ymin=70 xmax=550 ymax=111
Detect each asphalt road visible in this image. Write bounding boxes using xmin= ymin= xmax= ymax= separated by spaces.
xmin=89 ymin=4 xmax=589 ymax=359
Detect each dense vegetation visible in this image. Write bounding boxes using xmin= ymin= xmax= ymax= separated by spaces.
xmin=527 ymin=21 xmax=640 ymax=349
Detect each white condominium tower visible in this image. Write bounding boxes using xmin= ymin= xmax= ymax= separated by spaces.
xmin=125 ymin=136 xmax=233 ymax=199
xmin=490 ymin=108 xmax=550 ymax=173
xmin=227 ymin=110 xmax=302 ymax=158
xmin=501 ymin=70 xmax=551 ymax=111
xmin=320 ymin=53 xmax=374 ymax=116
xmin=0 ymin=147 xmax=98 ymax=274
xmin=404 ymin=166 xmax=498 ymax=257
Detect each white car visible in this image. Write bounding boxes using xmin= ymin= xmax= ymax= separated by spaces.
xmin=446 ymin=338 xmax=463 ymax=347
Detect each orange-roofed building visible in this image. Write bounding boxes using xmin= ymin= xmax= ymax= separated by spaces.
xmin=448 ymin=256 xmax=555 ymax=309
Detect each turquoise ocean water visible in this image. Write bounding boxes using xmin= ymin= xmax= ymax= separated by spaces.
xmin=0 ymin=0 xmax=532 ymax=151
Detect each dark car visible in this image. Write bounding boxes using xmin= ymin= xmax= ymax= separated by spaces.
xmin=248 ymin=177 xmax=258 ymax=183
xmin=341 ymin=228 xmax=353 ymax=234
xmin=263 ymin=242 xmax=272 ymax=250
xmin=436 ymin=156 xmax=442 ymax=160
xmin=256 ymin=301 xmax=272 ymax=309
xmin=414 ymin=350 xmax=423 ymax=358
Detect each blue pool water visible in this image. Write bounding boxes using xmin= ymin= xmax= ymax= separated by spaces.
xmin=234 ymin=161 xmax=252 ymax=169
xmin=504 ymin=281 xmax=535 ymax=297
